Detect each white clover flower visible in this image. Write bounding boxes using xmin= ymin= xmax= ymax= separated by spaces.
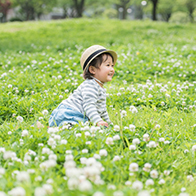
xmin=159 ymin=179 xmax=165 ymax=184
xmin=85 ymin=157 xmax=96 ymax=166
xmin=132 ymin=108 xmax=138 ymax=113
xmin=113 ymin=191 xmax=124 ymax=196
xmin=94 ymin=154 xmax=101 ymax=160
xmin=129 ymin=124 xmax=136 ymax=132
xmin=64 ymin=161 xmax=76 ymax=169
xmin=155 ymin=124 xmax=160 ymax=129
xmin=114 ymin=125 xmax=120 ymax=132
xmin=59 ymin=95 xmax=63 ymax=99
xmin=147 ymin=141 xmax=157 ymax=148
xmin=179 ymin=193 xmax=189 ymax=196
xmin=16 ymin=116 xmax=23 ymax=122
xmin=184 ymin=149 xmax=189 ymax=154
xmin=93 ymin=191 xmax=104 ymax=196
xmin=8 ymin=84 xmax=12 ymax=88
xmin=47 ymin=138 xmax=56 ymax=147
xmin=46 ymin=179 xmax=54 ymax=184
xmin=129 ymin=144 xmax=136 ymax=150
xmin=192 ymin=145 xmax=196 ymax=151
xmin=42 ymin=110 xmax=48 ymax=116
xmin=60 ymin=139 xmax=67 ymax=145
xmin=80 ymin=157 xmax=87 ymax=164
xmin=39 ymin=160 xmax=56 ymax=171
xmin=27 ymin=169 xmax=35 ymax=174
xmin=113 ymin=156 xmax=121 ymax=162
xmin=132 ymin=180 xmax=143 ymax=191
xmin=143 ymin=163 xmax=152 ymax=172
xmin=132 ymin=138 xmax=140 ymax=145
xmin=181 ymin=187 xmax=186 ymax=192
xmin=85 ymin=131 xmax=91 ymax=137
xmin=106 ymin=137 xmax=114 ymax=145
xmin=65 ymin=154 xmax=74 ymax=161
xmin=129 ymin=163 xmax=139 ymax=172
xmin=113 ymin=135 xmax=120 ymax=141
xmin=86 ymin=141 xmax=91 ymax=145
xmin=90 ymin=126 xmax=97 ymax=134
xmin=0 ymin=168 xmax=5 ymax=175
xmin=164 ymin=170 xmax=171 ymax=176
xmin=8 ymin=131 xmax=12 ymax=135
xmin=8 ymin=187 xmax=26 ymax=196
xmin=3 ymin=151 xmax=16 ymax=160
xmin=76 ymin=133 xmax=82 ymax=137
xmin=66 ymin=150 xmax=72 ymax=154
xmin=42 ymin=147 xmax=53 ymax=155
xmin=42 ymin=184 xmax=53 ymax=194
xmin=78 ymin=180 xmax=92 ymax=191
xmin=53 ymin=134 xmax=61 ymax=140
xmin=187 ymin=175 xmax=194 ymax=182
xmin=82 ymin=149 xmax=88 ymax=154
xmin=0 ymin=191 xmax=7 ymax=196
xmin=49 ymin=154 xmax=57 ymax=161
xmin=150 ymin=170 xmax=158 ymax=178
xmin=99 ymin=149 xmax=107 ymax=157
xmin=121 ymin=110 xmax=127 ymax=118
xmin=138 ymin=190 xmax=150 ymax=196
xmin=125 ymin=181 xmax=131 ymax=186
xmin=143 ymin=133 xmax=149 ymax=141
xmin=34 ymin=187 xmax=46 ymax=196
xmin=158 ymin=137 xmax=165 ymax=142
xmin=21 ymin=130 xmax=28 ymax=137
xmin=145 ymin=179 xmax=154 ymax=186
xmin=0 ymin=148 xmax=5 ymax=153
xmin=35 ymin=176 xmax=42 ymax=181
xmin=16 ymin=171 xmax=30 ymax=182
xmin=164 ymin=140 xmax=170 ymax=144
xmin=47 ymin=127 xmax=59 ymax=134
xmin=107 ymin=184 xmax=116 ymax=190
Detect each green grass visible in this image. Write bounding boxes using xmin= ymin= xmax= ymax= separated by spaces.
xmin=0 ymin=19 xmax=196 ymax=196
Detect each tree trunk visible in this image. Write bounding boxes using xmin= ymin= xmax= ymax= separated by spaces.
xmin=151 ymin=0 xmax=158 ymax=21
xmin=73 ymin=0 xmax=85 ymax=18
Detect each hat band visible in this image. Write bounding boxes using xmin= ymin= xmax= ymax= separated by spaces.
xmin=83 ymin=49 xmax=107 ymax=70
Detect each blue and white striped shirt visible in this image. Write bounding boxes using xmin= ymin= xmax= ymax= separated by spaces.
xmin=61 ymin=79 xmax=110 ymax=124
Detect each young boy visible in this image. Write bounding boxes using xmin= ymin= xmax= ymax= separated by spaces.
xmin=49 ymin=45 xmax=117 ymax=127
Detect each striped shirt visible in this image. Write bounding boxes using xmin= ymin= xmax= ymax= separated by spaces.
xmin=61 ymin=79 xmax=110 ymax=124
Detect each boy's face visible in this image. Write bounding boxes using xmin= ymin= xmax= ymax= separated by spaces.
xmin=92 ymin=54 xmax=115 ymax=86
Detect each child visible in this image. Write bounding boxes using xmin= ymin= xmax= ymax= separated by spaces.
xmin=49 ymin=45 xmax=117 ymax=127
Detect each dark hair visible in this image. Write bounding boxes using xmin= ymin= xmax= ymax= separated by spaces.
xmin=83 ymin=52 xmax=114 ymax=79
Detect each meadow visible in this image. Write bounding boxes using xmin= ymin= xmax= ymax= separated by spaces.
xmin=0 ymin=19 xmax=196 ymax=196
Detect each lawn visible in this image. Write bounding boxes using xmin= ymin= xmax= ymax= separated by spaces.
xmin=0 ymin=19 xmax=196 ymax=196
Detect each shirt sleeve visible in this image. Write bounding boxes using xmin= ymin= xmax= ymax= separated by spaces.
xmin=101 ymin=110 xmax=111 ymax=123
xmin=81 ymin=83 xmax=103 ymax=124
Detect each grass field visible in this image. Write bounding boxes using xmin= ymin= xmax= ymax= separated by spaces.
xmin=0 ymin=19 xmax=196 ymax=196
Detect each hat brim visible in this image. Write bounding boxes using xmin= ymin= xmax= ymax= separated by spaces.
xmin=84 ymin=50 xmax=117 ymax=72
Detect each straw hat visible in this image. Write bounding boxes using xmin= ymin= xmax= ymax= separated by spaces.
xmin=80 ymin=45 xmax=117 ymax=72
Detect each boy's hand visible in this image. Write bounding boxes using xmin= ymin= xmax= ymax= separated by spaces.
xmin=97 ymin=120 xmax=108 ymax=127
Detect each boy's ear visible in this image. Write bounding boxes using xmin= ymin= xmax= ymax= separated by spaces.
xmin=89 ymin=66 xmax=96 ymax=74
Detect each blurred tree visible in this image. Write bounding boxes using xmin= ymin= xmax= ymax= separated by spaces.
xmin=158 ymin=0 xmax=176 ymax=22
xmin=0 ymin=0 xmax=11 ymax=22
xmin=114 ymin=0 xmax=132 ymax=19
xmin=11 ymin=0 xmax=56 ymax=20
xmin=73 ymin=0 xmax=84 ymax=17
xmin=148 ymin=0 xmax=159 ymax=20
xmin=132 ymin=0 xmax=146 ymax=19
xmin=176 ymin=0 xmax=196 ymax=22
xmin=57 ymin=0 xmax=75 ymax=18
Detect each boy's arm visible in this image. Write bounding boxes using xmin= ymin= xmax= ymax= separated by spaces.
xmin=82 ymin=85 xmax=103 ymax=125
